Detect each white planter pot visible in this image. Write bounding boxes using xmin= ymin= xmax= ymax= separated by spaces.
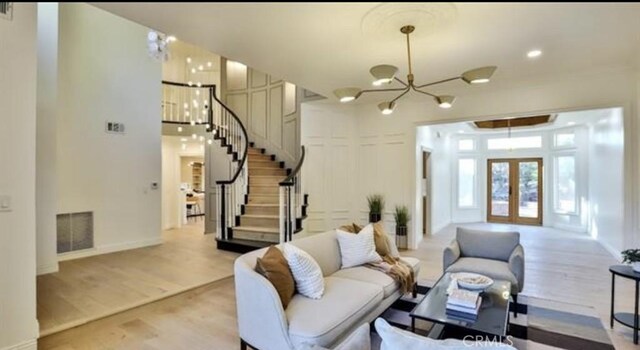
xmin=633 ymin=262 xmax=640 ymax=273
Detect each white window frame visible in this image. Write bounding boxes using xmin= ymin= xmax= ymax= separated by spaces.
xmin=457 ymin=157 xmax=478 ymax=209
xmin=553 ymin=152 xmax=578 ymax=215
xmin=457 ymin=138 xmax=476 ymax=152
xmin=553 ymin=129 xmax=577 ymax=150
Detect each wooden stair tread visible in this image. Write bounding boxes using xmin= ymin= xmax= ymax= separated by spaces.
xmin=216 ymin=238 xmax=271 ymax=249
xmin=241 ymin=214 xmax=279 ymax=219
xmin=233 ymin=226 xmax=279 ymax=234
xmin=245 ymin=204 xmax=279 ymax=207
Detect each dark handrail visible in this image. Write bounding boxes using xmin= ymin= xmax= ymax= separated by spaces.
xmin=214 ymin=92 xmax=249 ymax=185
xmin=279 ymin=146 xmax=305 ymax=186
xmin=162 ymin=80 xmax=217 ymax=88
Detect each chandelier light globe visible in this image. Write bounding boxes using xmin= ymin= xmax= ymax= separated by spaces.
xmin=378 ymin=101 xmax=396 ymax=115
xmin=436 ymin=95 xmax=456 ymax=109
xmin=333 ymin=87 xmax=362 ymax=103
xmin=461 ymin=66 xmax=497 ymax=84
xmin=370 ymin=65 xmax=398 ymax=86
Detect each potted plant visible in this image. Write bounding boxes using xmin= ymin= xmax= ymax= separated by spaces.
xmin=367 ymin=194 xmax=384 ymax=223
xmin=394 ymin=205 xmax=410 ymax=249
xmin=622 ymin=249 xmax=640 ymax=272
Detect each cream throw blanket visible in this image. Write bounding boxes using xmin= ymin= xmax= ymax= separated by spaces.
xmin=340 ymin=222 xmax=415 ymax=295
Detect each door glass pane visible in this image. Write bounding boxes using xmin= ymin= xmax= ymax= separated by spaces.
xmin=491 ymin=162 xmax=510 ymax=216
xmin=518 ymin=161 xmax=539 ymax=218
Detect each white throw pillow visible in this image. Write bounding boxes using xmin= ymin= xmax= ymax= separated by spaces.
xmin=336 ymin=224 xmax=382 ymax=268
xmin=374 ymin=318 xmax=515 ymax=350
xmin=283 ymin=243 xmax=324 ymax=299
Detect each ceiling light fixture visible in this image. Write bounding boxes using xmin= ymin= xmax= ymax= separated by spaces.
xmin=527 ymin=49 xmax=542 ymax=58
xmin=333 ymin=25 xmax=497 ymax=114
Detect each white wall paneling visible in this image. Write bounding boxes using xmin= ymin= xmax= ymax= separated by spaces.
xmin=269 ymin=85 xmax=284 ymax=147
xmin=250 ymin=90 xmax=268 ymax=138
xmin=221 ymin=58 xmax=309 ymax=166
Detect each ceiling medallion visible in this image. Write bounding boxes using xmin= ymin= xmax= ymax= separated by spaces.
xmin=334 ymin=25 xmax=497 ymax=114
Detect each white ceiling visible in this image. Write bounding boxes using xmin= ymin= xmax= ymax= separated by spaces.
xmin=93 ymin=3 xmax=640 ymax=102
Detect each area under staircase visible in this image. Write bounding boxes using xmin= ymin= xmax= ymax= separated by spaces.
xmin=162 ymin=81 xmax=308 ymax=253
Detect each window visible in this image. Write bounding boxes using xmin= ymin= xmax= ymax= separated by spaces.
xmin=554 ymin=132 xmax=575 ymax=148
xmin=554 ymin=155 xmax=577 ymax=213
xmin=458 ymin=158 xmax=476 ymax=207
xmin=458 ymin=138 xmax=475 ymax=151
xmin=487 ymin=136 xmax=542 ymax=150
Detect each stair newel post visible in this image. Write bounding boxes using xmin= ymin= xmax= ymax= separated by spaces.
xmin=219 ymin=184 xmax=227 ymax=240
xmin=288 ymin=185 xmax=294 ymax=242
xmin=279 ymin=186 xmax=286 ymax=243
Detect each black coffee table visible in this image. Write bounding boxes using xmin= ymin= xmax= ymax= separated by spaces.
xmin=409 ymin=272 xmax=511 ymax=340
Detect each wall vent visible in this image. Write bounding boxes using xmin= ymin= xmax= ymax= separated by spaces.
xmin=0 ymin=3 xmax=13 ymax=21
xmin=57 ymin=212 xmax=94 ymax=253
xmin=105 ymin=121 xmax=126 ymax=134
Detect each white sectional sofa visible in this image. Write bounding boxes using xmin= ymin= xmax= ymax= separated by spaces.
xmin=234 ymin=230 xmax=420 ymax=350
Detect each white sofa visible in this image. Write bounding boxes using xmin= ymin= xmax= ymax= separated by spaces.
xmin=235 ymin=230 xmax=420 ymax=350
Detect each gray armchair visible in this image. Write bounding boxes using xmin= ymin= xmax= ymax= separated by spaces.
xmin=443 ymin=227 xmax=525 ymax=316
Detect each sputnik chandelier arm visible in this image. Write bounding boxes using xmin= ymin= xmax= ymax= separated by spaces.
xmin=333 ymin=25 xmax=497 ymax=115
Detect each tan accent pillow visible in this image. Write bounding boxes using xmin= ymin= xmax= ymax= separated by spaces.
xmin=351 ymin=222 xmax=391 ymax=257
xmin=339 ymin=224 xmax=357 ymax=233
xmin=255 ymin=246 xmax=295 ymax=308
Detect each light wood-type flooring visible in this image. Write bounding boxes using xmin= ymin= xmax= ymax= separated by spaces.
xmin=37 ymin=221 xmax=239 ymax=337
xmin=39 ymin=223 xmax=638 ymax=349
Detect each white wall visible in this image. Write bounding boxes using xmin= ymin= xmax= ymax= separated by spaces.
xmin=161 ymin=136 xmax=204 ymax=230
xmin=589 ymin=108 xmax=625 ymax=254
xmin=57 ymin=3 xmax=162 ymax=259
xmin=0 ymin=2 xmax=39 ymax=349
xmin=36 ymin=3 xmax=60 ymax=275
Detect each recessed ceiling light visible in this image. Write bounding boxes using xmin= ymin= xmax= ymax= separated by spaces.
xmin=567 ymin=121 xmax=575 ymax=126
xmin=458 ymin=130 xmax=465 ymax=134
xmin=527 ymin=49 xmax=542 ymax=58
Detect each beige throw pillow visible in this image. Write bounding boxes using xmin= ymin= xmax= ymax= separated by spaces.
xmin=255 ymin=246 xmax=296 ymax=308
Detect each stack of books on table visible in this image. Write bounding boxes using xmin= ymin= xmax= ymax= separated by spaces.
xmin=446 ymin=288 xmax=481 ymax=321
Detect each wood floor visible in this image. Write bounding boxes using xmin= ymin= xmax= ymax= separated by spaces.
xmin=37 ymin=221 xmax=239 ymax=337
xmin=39 ymin=222 xmax=638 ymax=349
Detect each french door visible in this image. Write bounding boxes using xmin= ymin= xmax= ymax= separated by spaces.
xmin=487 ymin=158 xmax=543 ymax=225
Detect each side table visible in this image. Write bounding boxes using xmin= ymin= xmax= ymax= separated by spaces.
xmin=610 ymin=265 xmax=640 ymax=344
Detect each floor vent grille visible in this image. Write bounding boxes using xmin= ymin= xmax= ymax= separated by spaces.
xmin=57 ymin=212 xmax=94 ymax=253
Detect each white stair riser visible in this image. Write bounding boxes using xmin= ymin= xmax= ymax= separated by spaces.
xmin=245 ymin=206 xmax=279 ymax=216
xmin=241 ymin=217 xmax=279 ymax=228
xmin=233 ymin=229 xmax=279 ymax=243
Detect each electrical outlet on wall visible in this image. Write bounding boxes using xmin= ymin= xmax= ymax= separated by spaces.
xmin=105 ymin=121 xmax=126 ymax=134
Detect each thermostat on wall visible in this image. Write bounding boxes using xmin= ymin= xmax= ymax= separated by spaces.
xmin=105 ymin=121 xmax=126 ymax=134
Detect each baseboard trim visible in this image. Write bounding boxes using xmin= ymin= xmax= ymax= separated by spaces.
xmin=553 ymin=223 xmax=588 ymax=233
xmin=432 ymin=221 xmax=451 ymax=235
xmin=37 ymin=262 xmax=59 ymax=275
xmin=599 ymin=240 xmax=622 ymax=262
xmin=0 ymin=339 xmax=37 ymax=350
xmin=57 ymin=237 xmax=163 ymax=262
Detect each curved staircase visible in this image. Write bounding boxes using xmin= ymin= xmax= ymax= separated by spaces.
xmin=162 ymin=81 xmax=308 ymax=253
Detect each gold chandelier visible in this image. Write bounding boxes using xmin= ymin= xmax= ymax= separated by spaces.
xmin=333 ymin=25 xmax=497 ymax=115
